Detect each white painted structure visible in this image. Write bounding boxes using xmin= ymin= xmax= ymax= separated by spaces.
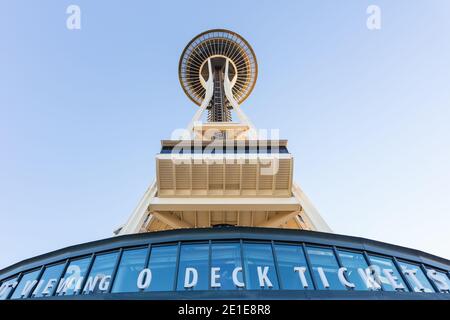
xmin=116 ymin=29 xmax=331 ymax=235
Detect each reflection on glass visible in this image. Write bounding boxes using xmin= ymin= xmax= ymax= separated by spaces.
xmin=274 ymin=244 xmax=313 ymax=290
xmin=112 ymin=247 xmax=147 ymax=293
xmin=242 ymin=243 xmax=279 ymax=290
xmin=83 ymin=252 xmax=119 ymax=295
xmin=211 ymin=243 xmax=243 ymax=290
xmin=57 ymin=256 xmax=91 ymax=295
xmin=11 ymin=269 xmax=40 ymax=299
xmin=306 ymin=246 xmax=343 ymax=290
xmin=177 ymin=243 xmax=209 ymax=291
xmin=425 ymin=268 xmax=450 ymax=293
xmin=337 ymin=250 xmax=370 ymax=291
xmin=368 ymin=255 xmax=408 ymax=292
xmin=0 ymin=277 xmax=18 ymax=300
xmin=146 ymin=245 xmax=177 ymax=291
xmin=32 ymin=263 xmax=65 ymax=297
xmin=398 ymin=261 xmax=434 ymax=293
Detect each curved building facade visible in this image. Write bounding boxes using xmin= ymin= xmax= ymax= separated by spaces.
xmin=1 ymin=227 xmax=449 ymax=300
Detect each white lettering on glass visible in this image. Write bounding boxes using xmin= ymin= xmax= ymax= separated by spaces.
xmin=293 ymin=267 xmax=309 ymax=288
xmin=383 ymin=269 xmax=405 ymax=291
xmin=403 ymin=269 xmax=425 ymax=292
xmin=357 ymin=267 xmax=381 ymax=290
xmin=137 ymin=268 xmax=152 ymax=290
xmin=184 ymin=268 xmax=198 ymax=288
xmin=83 ymin=275 xmax=101 ymax=293
xmin=210 ymin=267 xmax=221 ymax=288
xmin=232 ymin=267 xmax=245 ymax=288
xmin=338 ymin=267 xmax=355 ymax=289
xmin=257 ymin=266 xmax=273 ymax=288
xmin=98 ymin=276 xmax=111 ymax=291
xmin=427 ymin=269 xmax=450 ymax=292
xmin=56 ymin=277 xmax=75 ymax=295
xmin=41 ymin=279 xmax=57 ymax=296
xmin=317 ymin=267 xmax=330 ymax=288
xmin=21 ymin=280 xmax=38 ymax=298
xmin=32 ymin=280 xmax=44 ymax=296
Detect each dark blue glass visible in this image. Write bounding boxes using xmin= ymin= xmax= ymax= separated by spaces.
xmin=177 ymin=243 xmax=209 ymax=291
xmin=146 ymin=245 xmax=177 ymax=291
xmin=83 ymin=251 xmax=119 ymax=295
xmin=242 ymin=243 xmax=279 ymax=290
xmin=57 ymin=256 xmax=91 ymax=295
xmin=398 ymin=261 xmax=435 ymax=293
xmin=11 ymin=269 xmax=40 ymax=299
xmin=367 ymin=255 xmax=408 ymax=292
xmin=32 ymin=263 xmax=65 ymax=297
xmin=160 ymin=146 xmax=172 ymax=154
xmin=337 ymin=250 xmax=370 ymax=291
xmin=306 ymin=246 xmax=343 ymax=290
xmin=210 ymin=242 xmax=243 ymax=290
xmin=274 ymin=244 xmax=313 ymax=290
xmin=112 ymin=247 xmax=148 ymax=293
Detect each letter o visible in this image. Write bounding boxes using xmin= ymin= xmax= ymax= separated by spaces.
xmin=137 ymin=268 xmax=152 ymax=290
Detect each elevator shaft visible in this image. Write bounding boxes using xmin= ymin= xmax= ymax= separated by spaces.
xmin=207 ymin=68 xmax=231 ymax=122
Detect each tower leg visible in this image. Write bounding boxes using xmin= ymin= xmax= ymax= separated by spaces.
xmin=223 ymin=58 xmax=256 ymax=132
xmin=117 ymin=180 xmax=157 ymax=235
xmin=292 ymin=183 xmax=332 ymax=232
xmin=186 ymin=59 xmax=214 ymax=133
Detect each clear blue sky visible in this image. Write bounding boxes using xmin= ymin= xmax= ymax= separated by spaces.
xmin=1 ymin=0 xmax=450 ymax=269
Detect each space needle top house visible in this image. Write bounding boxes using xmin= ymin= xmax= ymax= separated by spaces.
xmin=0 ymin=29 xmax=449 ymax=300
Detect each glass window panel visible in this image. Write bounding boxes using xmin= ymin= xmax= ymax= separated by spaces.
xmin=56 ymin=256 xmax=91 ymax=296
xmin=398 ymin=261 xmax=435 ymax=293
xmin=146 ymin=245 xmax=177 ymax=291
xmin=274 ymin=244 xmax=313 ymax=290
xmin=177 ymin=243 xmax=209 ymax=291
xmin=425 ymin=267 xmax=450 ymax=293
xmin=242 ymin=243 xmax=279 ymax=290
xmin=210 ymin=242 xmax=243 ymax=290
xmin=306 ymin=246 xmax=343 ymax=290
xmin=368 ymin=255 xmax=408 ymax=292
xmin=83 ymin=251 xmax=119 ymax=295
xmin=337 ymin=250 xmax=370 ymax=291
xmin=11 ymin=269 xmax=41 ymax=299
xmin=32 ymin=263 xmax=65 ymax=297
xmin=0 ymin=277 xmax=19 ymax=300
xmin=111 ymin=247 xmax=148 ymax=293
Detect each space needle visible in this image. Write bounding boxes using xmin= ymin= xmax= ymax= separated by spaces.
xmin=118 ymin=29 xmax=331 ymax=234
xmin=2 ymin=29 xmax=448 ymax=301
